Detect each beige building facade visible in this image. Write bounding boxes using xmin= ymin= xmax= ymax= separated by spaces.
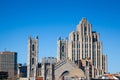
xmin=55 ymin=58 xmax=85 ymax=80
xmin=57 ymin=18 xmax=107 ymax=79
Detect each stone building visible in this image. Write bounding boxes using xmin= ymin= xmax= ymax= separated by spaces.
xmin=55 ymin=58 xmax=85 ymax=80
xmin=27 ymin=36 xmax=38 ymax=78
xmin=39 ymin=57 xmax=56 ymax=80
xmin=57 ymin=37 xmax=68 ymax=61
xmin=56 ymin=18 xmax=107 ymax=79
xmin=27 ymin=18 xmax=108 ymax=80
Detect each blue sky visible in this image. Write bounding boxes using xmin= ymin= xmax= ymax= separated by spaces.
xmin=0 ymin=0 xmax=120 ymax=73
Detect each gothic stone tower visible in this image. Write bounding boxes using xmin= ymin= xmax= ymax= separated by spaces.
xmin=27 ymin=36 xmax=38 ymax=78
xmin=57 ymin=37 xmax=68 ymax=62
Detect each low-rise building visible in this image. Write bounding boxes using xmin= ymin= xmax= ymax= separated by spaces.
xmin=40 ymin=57 xmax=56 ymax=80
xmin=17 ymin=64 xmax=27 ymax=78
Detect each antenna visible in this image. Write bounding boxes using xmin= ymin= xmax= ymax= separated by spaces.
xmin=4 ymin=48 xmax=6 ymax=52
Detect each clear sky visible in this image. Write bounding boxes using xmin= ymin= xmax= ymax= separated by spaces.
xmin=0 ymin=0 xmax=120 ymax=73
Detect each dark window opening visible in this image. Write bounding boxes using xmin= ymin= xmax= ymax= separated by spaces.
xmin=62 ymin=46 xmax=64 ymax=52
xmin=74 ymin=34 xmax=75 ymax=41
xmin=84 ymin=27 xmax=87 ymax=34
xmin=77 ymin=34 xmax=79 ymax=41
xmin=32 ymin=44 xmax=35 ymax=51
xmin=86 ymin=61 xmax=88 ymax=66
xmin=32 ymin=58 xmax=34 ymax=65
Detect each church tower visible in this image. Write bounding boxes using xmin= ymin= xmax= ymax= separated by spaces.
xmin=57 ymin=37 xmax=68 ymax=62
xmin=27 ymin=36 xmax=38 ymax=78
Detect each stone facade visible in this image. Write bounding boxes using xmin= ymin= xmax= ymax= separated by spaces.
xmin=39 ymin=57 xmax=56 ymax=80
xmin=27 ymin=18 xmax=108 ymax=80
xmin=57 ymin=38 xmax=68 ymax=61
xmin=27 ymin=36 xmax=38 ymax=78
xmin=57 ymin=18 xmax=107 ymax=79
xmin=55 ymin=58 xmax=85 ymax=80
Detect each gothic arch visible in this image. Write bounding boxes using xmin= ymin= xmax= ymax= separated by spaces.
xmin=55 ymin=59 xmax=85 ymax=80
xmin=60 ymin=71 xmax=69 ymax=80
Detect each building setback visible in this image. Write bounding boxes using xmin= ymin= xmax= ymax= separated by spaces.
xmin=57 ymin=18 xmax=107 ymax=79
xmin=0 ymin=51 xmax=17 ymax=80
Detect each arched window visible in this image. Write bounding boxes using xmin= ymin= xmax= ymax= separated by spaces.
xmin=60 ymin=71 xmax=69 ymax=78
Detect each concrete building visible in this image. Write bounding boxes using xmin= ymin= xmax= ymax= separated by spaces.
xmin=40 ymin=57 xmax=56 ymax=80
xmin=102 ymin=54 xmax=107 ymax=73
xmin=57 ymin=18 xmax=107 ymax=79
xmin=27 ymin=36 xmax=38 ymax=78
xmin=0 ymin=51 xmax=17 ymax=80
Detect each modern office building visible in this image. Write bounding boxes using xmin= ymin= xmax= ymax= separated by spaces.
xmin=57 ymin=18 xmax=107 ymax=79
xmin=27 ymin=36 xmax=38 ymax=78
xmin=0 ymin=51 xmax=17 ymax=80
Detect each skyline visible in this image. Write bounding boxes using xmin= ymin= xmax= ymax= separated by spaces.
xmin=0 ymin=0 xmax=120 ymax=73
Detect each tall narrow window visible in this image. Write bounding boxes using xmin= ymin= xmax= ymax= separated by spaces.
xmin=32 ymin=44 xmax=34 ymax=51
xmin=84 ymin=27 xmax=87 ymax=34
xmin=72 ymin=42 xmax=73 ymax=48
xmin=62 ymin=45 xmax=64 ymax=52
xmin=77 ymin=34 xmax=79 ymax=41
xmin=32 ymin=58 xmax=34 ymax=64
xmin=74 ymin=34 xmax=75 ymax=41
xmin=86 ymin=61 xmax=88 ymax=66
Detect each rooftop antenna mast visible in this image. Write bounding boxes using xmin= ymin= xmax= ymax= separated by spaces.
xmin=4 ymin=48 xmax=6 ymax=52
